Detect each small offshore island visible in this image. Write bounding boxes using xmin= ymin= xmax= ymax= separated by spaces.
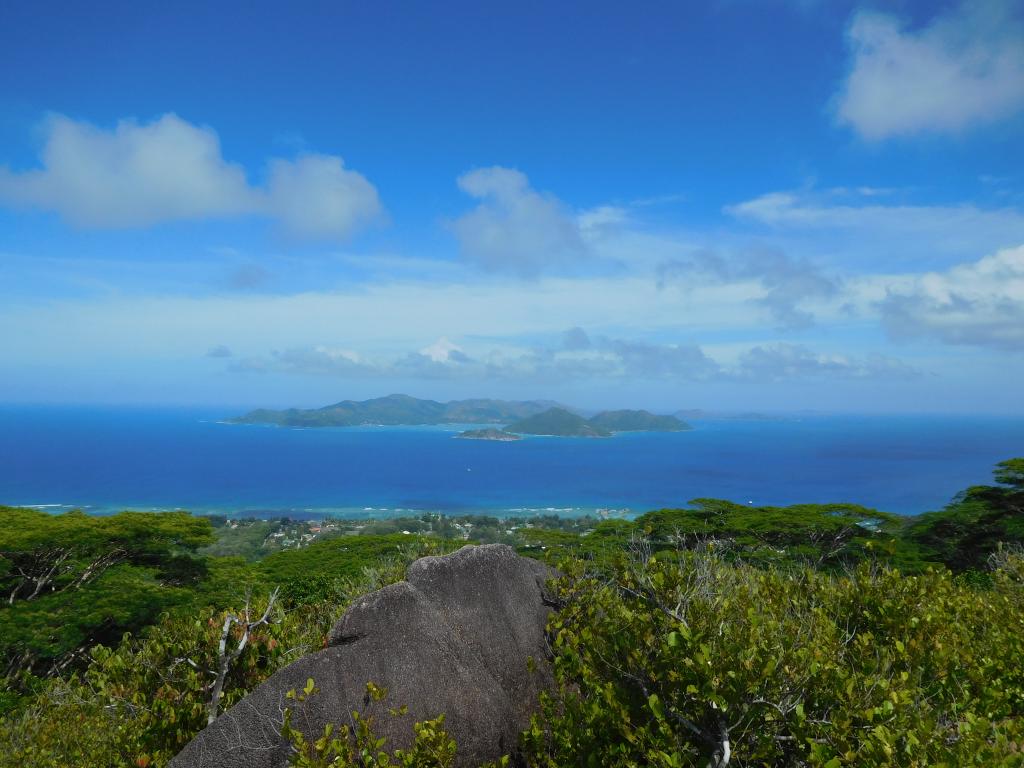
xmin=231 ymin=395 xmax=692 ymax=439
xmin=456 ymin=428 xmax=522 ymax=441
xmin=493 ymin=407 xmax=691 ymax=438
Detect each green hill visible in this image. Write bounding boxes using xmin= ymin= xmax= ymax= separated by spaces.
xmin=231 ymin=394 xmax=557 ymax=427
xmin=588 ymin=409 xmax=691 ymax=432
xmin=504 ymin=407 xmax=611 ymax=437
xmin=441 ymin=398 xmax=562 ymax=423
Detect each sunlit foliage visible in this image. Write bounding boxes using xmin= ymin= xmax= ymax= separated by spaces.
xmin=1 ymin=460 xmax=1022 ymax=766
xmin=523 ymin=542 xmax=1024 ymax=767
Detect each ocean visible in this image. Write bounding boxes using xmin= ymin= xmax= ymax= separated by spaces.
xmin=1 ymin=405 xmax=1022 ymax=518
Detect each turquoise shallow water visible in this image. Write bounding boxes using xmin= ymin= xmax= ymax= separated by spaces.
xmin=1 ymin=405 xmax=1022 ymax=517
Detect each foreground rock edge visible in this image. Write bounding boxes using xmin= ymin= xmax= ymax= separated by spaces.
xmin=169 ymin=543 xmax=557 ymax=768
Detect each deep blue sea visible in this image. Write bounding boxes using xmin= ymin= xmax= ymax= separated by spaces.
xmin=1 ymin=405 xmax=1022 ymax=518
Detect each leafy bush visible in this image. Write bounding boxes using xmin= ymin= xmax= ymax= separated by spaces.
xmin=0 ymin=538 xmax=450 ymax=768
xmin=283 ymin=679 xmax=460 ymax=768
xmin=523 ymin=540 xmax=1024 ymax=767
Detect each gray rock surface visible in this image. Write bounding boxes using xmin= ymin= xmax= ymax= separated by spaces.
xmin=170 ymin=544 xmax=556 ymax=768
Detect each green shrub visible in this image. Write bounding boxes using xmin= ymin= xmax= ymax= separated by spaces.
xmin=523 ymin=543 xmax=1024 ymax=767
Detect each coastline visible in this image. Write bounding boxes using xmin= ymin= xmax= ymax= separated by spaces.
xmin=10 ymin=502 xmax=635 ymax=521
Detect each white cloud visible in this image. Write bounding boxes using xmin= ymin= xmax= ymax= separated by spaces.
xmin=264 ymin=153 xmax=381 ymax=239
xmin=835 ymin=1 xmax=1024 ymax=140
xmin=228 ymin=331 xmax=723 ymax=383
xmin=726 ymin=190 xmax=1024 ymax=268
xmin=727 ymin=191 xmax=1021 ymax=233
xmin=736 ymin=343 xmax=920 ymax=381
xmin=235 ymin=346 xmax=369 ymax=376
xmin=658 ymin=247 xmax=838 ymax=330
xmin=0 ymin=113 xmax=381 ymax=239
xmin=418 ymin=337 xmax=470 ymax=363
xmin=226 ymin=331 xmax=924 ymax=385
xmin=577 ymin=205 xmax=630 ymax=236
xmin=0 ymin=114 xmax=254 ymax=227
xmin=880 ymin=244 xmax=1024 ymax=350
xmin=602 ymin=337 xmax=720 ymax=379
xmin=450 ymin=166 xmax=586 ymax=276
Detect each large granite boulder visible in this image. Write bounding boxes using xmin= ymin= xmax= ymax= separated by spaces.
xmin=170 ymin=544 xmax=556 ymax=768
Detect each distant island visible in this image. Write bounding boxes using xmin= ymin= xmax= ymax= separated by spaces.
xmin=455 ymin=428 xmax=522 ymax=441
xmin=232 ymin=396 xmax=692 ymax=438
xmin=500 ymin=407 xmax=691 ymax=437
xmin=230 ymin=394 xmax=561 ymax=428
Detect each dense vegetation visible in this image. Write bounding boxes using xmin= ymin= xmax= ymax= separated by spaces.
xmin=232 ymin=394 xmax=558 ymax=427
xmin=0 ymin=459 xmax=1021 ymax=766
xmin=505 ymin=407 xmax=690 ymax=437
xmin=527 ymin=543 xmax=1024 ymax=766
xmin=0 ymin=509 xmax=214 ymax=680
xmin=587 ymin=409 xmax=691 ymax=432
xmin=504 ymin=407 xmax=613 ymax=437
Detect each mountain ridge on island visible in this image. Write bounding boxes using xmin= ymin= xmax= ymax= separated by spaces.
xmin=501 ymin=407 xmax=691 ymax=437
xmin=230 ymin=394 xmax=564 ymax=427
xmin=589 ymin=409 xmax=691 ymax=432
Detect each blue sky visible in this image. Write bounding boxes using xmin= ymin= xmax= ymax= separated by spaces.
xmin=1 ymin=0 xmax=1023 ymax=412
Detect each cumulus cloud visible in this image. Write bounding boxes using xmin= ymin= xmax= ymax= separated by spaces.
xmin=0 ymin=113 xmax=381 ymax=239
xmin=879 ymin=244 xmax=1024 ymax=350
xmin=232 ymin=338 xmax=479 ymax=380
xmin=270 ymin=346 xmax=370 ymax=376
xmin=489 ymin=332 xmax=721 ymax=382
xmin=450 ymin=167 xmax=586 ymax=276
xmin=835 ymin=1 xmax=1024 ymax=140
xmin=658 ymin=248 xmax=837 ymax=329
xmin=228 ymin=329 xmax=722 ymax=383
xmin=736 ymin=343 xmax=920 ymax=381
xmin=520 ymin=335 xmax=912 ymax=383
xmin=226 ymin=330 xmax=923 ymax=385
xmin=603 ymin=337 xmax=719 ymax=379
xmin=264 ymin=154 xmax=381 ymax=239
xmin=418 ymin=337 xmax=471 ymax=364
xmin=0 ymin=114 xmax=253 ymax=227
xmin=387 ymin=338 xmax=477 ymax=379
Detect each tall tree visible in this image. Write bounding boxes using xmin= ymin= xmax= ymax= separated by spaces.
xmin=0 ymin=508 xmax=213 ymax=676
xmin=905 ymin=458 xmax=1024 ymax=572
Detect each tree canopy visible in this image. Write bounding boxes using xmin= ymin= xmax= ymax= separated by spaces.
xmin=904 ymin=458 xmax=1024 ymax=572
xmin=0 ymin=508 xmax=213 ymax=676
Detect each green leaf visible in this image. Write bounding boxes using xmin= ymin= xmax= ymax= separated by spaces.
xmin=647 ymin=693 xmax=665 ymax=721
